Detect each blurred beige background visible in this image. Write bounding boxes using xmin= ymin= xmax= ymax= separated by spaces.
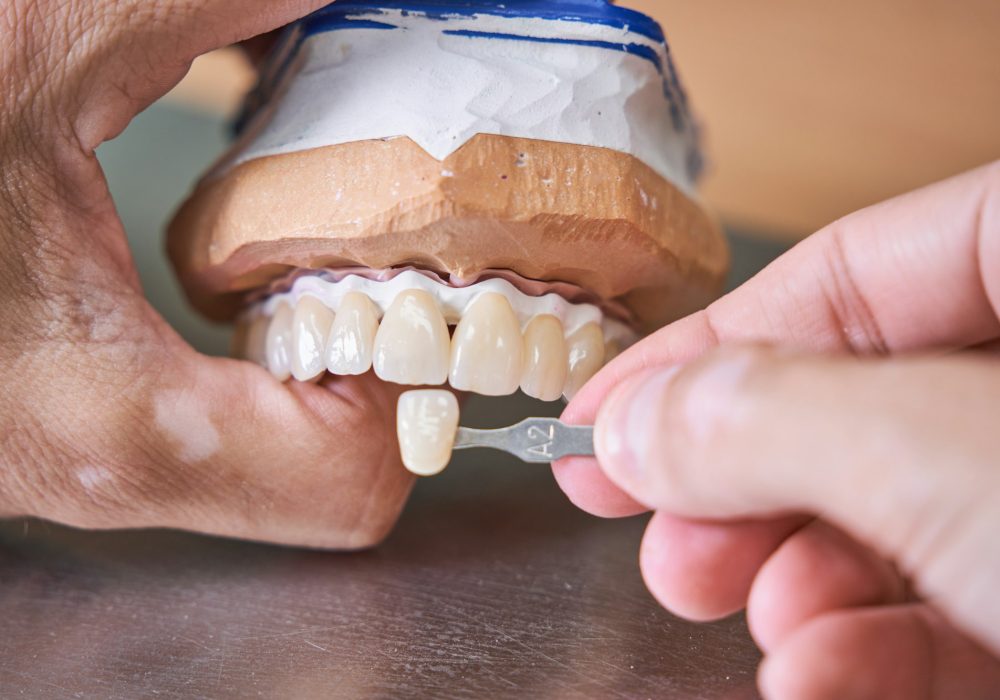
xmin=166 ymin=0 xmax=1000 ymax=241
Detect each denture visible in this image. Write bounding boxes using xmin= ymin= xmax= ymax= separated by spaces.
xmin=168 ymin=1 xmax=729 ymax=473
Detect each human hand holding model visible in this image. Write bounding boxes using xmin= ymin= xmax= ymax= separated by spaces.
xmin=556 ymin=164 xmax=1000 ymax=698
xmin=0 ymin=0 xmax=421 ymax=548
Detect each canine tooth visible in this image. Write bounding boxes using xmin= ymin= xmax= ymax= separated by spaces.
xmin=450 ymin=293 xmax=524 ymax=396
xmin=520 ymin=315 xmax=568 ymax=402
xmin=266 ymin=302 xmax=295 ymax=381
xmin=291 ymin=296 xmax=334 ymax=381
xmin=397 ymin=390 xmax=459 ymax=476
xmin=373 ymin=290 xmax=450 ymax=385
xmin=564 ymin=323 xmax=605 ymax=400
xmin=326 ymin=292 xmax=380 ymax=375
xmin=246 ymin=315 xmax=270 ymax=367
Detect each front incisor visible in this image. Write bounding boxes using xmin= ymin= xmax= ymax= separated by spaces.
xmin=266 ymin=302 xmax=295 ymax=381
xmin=291 ymin=296 xmax=335 ymax=381
xmin=326 ymin=292 xmax=380 ymax=376
xmin=373 ymin=289 xmax=450 ymax=386
xmin=450 ymin=293 xmax=524 ymax=396
xmin=397 ymin=390 xmax=460 ymax=476
xmin=564 ymin=323 xmax=605 ymax=400
xmin=521 ymin=315 xmax=569 ymax=402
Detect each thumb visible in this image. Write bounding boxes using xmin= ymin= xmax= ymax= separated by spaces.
xmin=18 ymin=327 xmax=415 ymax=550
xmin=594 ymin=346 xmax=1000 ymax=654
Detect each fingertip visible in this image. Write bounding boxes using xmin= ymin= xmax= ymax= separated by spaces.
xmin=557 ymin=364 xmax=653 ymax=518
xmin=756 ymin=615 xmax=874 ymax=700
xmin=551 ymin=456 xmax=649 ymax=518
xmin=747 ymin=521 xmax=906 ymax=653
xmin=639 ymin=512 xmax=731 ymax=621
xmin=638 ymin=512 xmax=806 ymax=623
xmin=756 ymin=613 xmax=915 ymax=700
xmin=757 ymin=651 xmax=809 ymax=700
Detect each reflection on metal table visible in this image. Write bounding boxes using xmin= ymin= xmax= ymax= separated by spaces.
xmin=0 ymin=441 xmax=761 ymax=698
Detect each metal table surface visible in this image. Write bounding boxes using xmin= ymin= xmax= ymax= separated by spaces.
xmin=0 ymin=448 xmax=761 ymax=699
xmin=0 ymin=104 xmax=786 ymax=699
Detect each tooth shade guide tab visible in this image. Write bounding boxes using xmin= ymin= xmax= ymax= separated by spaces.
xmin=397 ymin=390 xmax=460 ymax=477
xmin=251 ymin=269 xmax=638 ymax=349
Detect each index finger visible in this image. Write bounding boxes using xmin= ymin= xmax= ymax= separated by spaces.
xmin=556 ymin=161 xmax=1000 ymax=515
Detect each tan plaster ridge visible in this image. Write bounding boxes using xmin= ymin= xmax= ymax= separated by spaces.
xmin=168 ymin=134 xmax=729 ymax=333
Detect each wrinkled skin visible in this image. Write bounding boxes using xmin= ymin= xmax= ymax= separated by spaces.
xmin=556 ymin=163 xmax=1000 ymax=698
xmin=0 ymin=0 xmax=415 ymax=549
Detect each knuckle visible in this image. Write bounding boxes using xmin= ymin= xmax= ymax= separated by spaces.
xmin=819 ymin=226 xmax=890 ymax=354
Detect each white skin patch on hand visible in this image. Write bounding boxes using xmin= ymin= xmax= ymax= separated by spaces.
xmin=154 ymin=390 xmax=221 ymax=463
xmin=76 ymin=465 xmax=115 ymax=493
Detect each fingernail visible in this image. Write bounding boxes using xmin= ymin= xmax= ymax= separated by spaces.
xmin=595 ymin=365 xmax=682 ymax=490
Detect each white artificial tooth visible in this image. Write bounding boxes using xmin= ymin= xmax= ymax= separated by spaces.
xmin=564 ymin=323 xmax=606 ymax=400
xmin=291 ymin=296 xmax=335 ymax=381
xmin=396 ymin=390 xmax=460 ymax=476
xmin=326 ymin=292 xmax=380 ymax=376
xmin=450 ymin=293 xmax=524 ymax=396
xmin=520 ymin=315 xmax=568 ymax=402
xmin=266 ymin=302 xmax=295 ymax=381
xmin=246 ymin=315 xmax=270 ymax=367
xmin=373 ymin=289 xmax=450 ymax=386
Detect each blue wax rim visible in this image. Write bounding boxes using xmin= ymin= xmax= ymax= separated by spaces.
xmin=303 ymin=0 xmax=665 ymax=43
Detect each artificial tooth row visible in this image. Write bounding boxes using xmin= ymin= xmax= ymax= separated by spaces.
xmin=235 ymin=290 xmax=607 ymax=400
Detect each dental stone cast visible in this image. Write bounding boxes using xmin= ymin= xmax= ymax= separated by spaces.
xmin=170 ymin=4 xmax=730 ymax=401
xmin=236 ymin=272 xmax=635 ymax=399
xmin=219 ymin=5 xmax=701 ymax=195
xmin=396 ymin=390 xmax=460 ymax=476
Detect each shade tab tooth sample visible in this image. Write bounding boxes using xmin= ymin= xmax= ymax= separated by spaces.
xmin=520 ymin=314 xmax=569 ymax=402
xmin=450 ymin=293 xmax=525 ymax=396
xmin=397 ymin=390 xmax=460 ymax=477
xmin=291 ymin=295 xmax=335 ymax=381
xmin=373 ymin=289 xmax=450 ymax=386
xmin=564 ymin=323 xmax=606 ymax=400
xmin=266 ymin=302 xmax=295 ymax=381
xmin=326 ymin=291 xmax=380 ymax=376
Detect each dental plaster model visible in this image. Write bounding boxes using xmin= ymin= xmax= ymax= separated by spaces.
xmin=168 ymin=1 xmax=728 ymax=478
